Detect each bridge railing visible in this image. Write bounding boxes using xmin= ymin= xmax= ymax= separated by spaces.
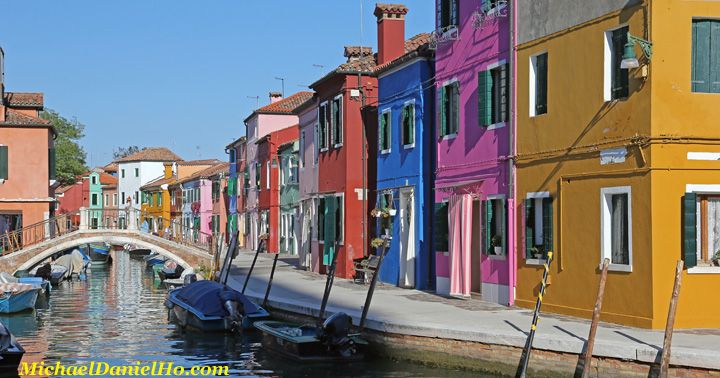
xmin=0 ymin=212 xmax=80 ymax=255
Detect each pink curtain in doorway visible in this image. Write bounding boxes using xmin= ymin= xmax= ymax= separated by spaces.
xmin=449 ymin=194 xmax=472 ymax=296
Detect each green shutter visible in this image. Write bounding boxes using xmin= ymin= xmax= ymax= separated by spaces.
xmin=484 ymin=70 xmax=493 ymax=126
xmin=500 ymin=63 xmax=509 ymax=122
xmin=451 ymin=83 xmax=460 ymax=134
xmin=484 ymin=200 xmax=493 ymax=253
xmin=440 ymin=86 xmax=447 ymax=137
xmin=543 ymin=197 xmax=553 ymax=254
xmin=379 ymin=113 xmax=386 ymax=150
xmin=49 ymin=147 xmax=56 ymax=180
xmin=0 ymin=146 xmax=7 ymax=180
xmin=693 ymin=20 xmax=711 ymax=93
xmin=433 ymin=203 xmax=449 ymax=251
xmin=711 ymin=21 xmax=720 ymax=93
xmin=683 ymin=193 xmax=698 ymax=268
xmin=525 ymin=199 xmax=534 ymax=259
xmin=478 ymin=71 xmax=486 ymax=126
xmin=408 ymin=105 xmax=415 ymax=145
xmin=323 ymin=195 xmax=337 ymax=265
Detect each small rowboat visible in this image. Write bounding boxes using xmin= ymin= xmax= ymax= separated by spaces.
xmin=88 ymin=243 xmax=111 ymax=263
xmin=143 ymin=252 xmax=166 ymax=267
xmin=0 ymin=321 xmax=24 ymax=374
xmin=0 ymin=283 xmax=41 ymax=313
xmin=157 ymin=260 xmax=184 ymax=281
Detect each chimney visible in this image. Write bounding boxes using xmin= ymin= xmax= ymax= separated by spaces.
xmin=269 ymin=92 xmax=283 ymax=104
xmin=0 ymin=47 xmax=4 ymax=123
xmin=375 ymin=3 xmax=408 ymax=65
xmin=163 ymin=162 xmax=173 ymax=179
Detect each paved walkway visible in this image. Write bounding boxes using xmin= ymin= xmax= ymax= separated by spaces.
xmin=227 ymin=251 xmax=720 ymax=370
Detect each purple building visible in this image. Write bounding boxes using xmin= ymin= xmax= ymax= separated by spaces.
xmin=433 ymin=0 xmax=515 ymax=305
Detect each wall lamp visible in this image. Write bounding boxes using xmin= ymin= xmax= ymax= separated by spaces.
xmin=621 ymin=32 xmax=653 ymax=69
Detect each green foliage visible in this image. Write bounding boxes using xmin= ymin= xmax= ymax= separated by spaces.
xmin=41 ymin=109 xmax=87 ymax=186
xmin=113 ymin=146 xmax=145 ymax=160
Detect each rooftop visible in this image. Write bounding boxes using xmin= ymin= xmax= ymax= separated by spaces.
xmin=0 ymin=108 xmax=53 ymax=128
xmin=114 ymin=147 xmax=183 ymax=163
xmin=3 ymin=92 xmax=44 ymax=108
xmin=374 ymin=33 xmax=433 ymax=74
xmin=255 ymin=91 xmax=314 ymax=115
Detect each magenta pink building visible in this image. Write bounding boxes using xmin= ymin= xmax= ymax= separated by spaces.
xmin=433 ymin=0 xmax=515 ymax=305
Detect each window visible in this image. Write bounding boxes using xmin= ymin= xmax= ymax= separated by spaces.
xmin=229 ymin=149 xmax=237 ymax=164
xmin=212 ymin=180 xmax=221 ymax=201
xmin=135 ymin=168 xmax=139 ymax=177
xmin=438 ymin=0 xmax=458 ymax=29
xmin=681 ymin=191 xmax=720 ymax=268
xmin=530 ymin=52 xmax=548 ymax=116
xmin=600 ymin=187 xmax=632 ymax=271
xmin=379 ymin=110 xmax=392 ymax=153
xmin=156 ymin=192 xmax=162 ymax=206
xmin=484 ymin=198 xmax=507 ymax=257
xmin=299 ymin=130 xmax=305 ymax=168
xmin=0 ymin=145 xmax=8 ymax=180
xmin=286 ymin=156 xmax=298 ymax=184
xmin=104 ymin=194 xmax=109 ymax=207
xmin=479 ymin=63 xmax=509 ymax=126
xmin=604 ymin=26 xmax=629 ymax=100
xmin=121 ymin=192 xmax=126 ymax=205
xmin=402 ymin=102 xmax=415 ymax=147
xmin=135 ymin=191 xmax=139 ymax=205
xmin=524 ymin=194 xmax=553 ymax=261
xmin=266 ymin=161 xmax=270 ymax=190
xmin=91 ymin=175 xmax=97 ymax=185
xmin=91 ymin=193 xmax=99 ymax=206
xmin=439 ymin=81 xmax=459 ymax=137
xmin=482 ymin=0 xmax=506 ymax=14
xmin=255 ymin=163 xmax=261 ymax=188
xmin=313 ymin=123 xmax=319 ymax=165
xmin=692 ymin=19 xmax=720 ymax=93
xmin=317 ymin=198 xmax=326 ymax=241
xmin=113 ymin=193 xmax=117 ymax=206
xmin=121 ymin=169 xmax=125 ymax=178
xmin=49 ymin=147 xmax=56 ymax=181
xmin=378 ymin=192 xmax=393 ymax=237
xmin=434 ymin=202 xmax=449 ymax=251
xmin=331 ymin=95 xmax=343 ymax=147
xmin=318 ymin=102 xmax=329 ymax=150
xmin=335 ymin=194 xmax=344 ymax=243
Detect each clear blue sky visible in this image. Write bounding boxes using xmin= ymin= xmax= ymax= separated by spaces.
xmin=1 ymin=0 xmax=434 ymax=166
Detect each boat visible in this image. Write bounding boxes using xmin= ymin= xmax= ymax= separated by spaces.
xmin=30 ymin=262 xmax=68 ymax=286
xmin=128 ymin=247 xmax=152 ymax=259
xmin=254 ymin=238 xmax=390 ymax=362
xmin=0 ymin=321 xmax=24 ymax=374
xmin=144 ymin=252 xmax=166 ymax=267
xmin=55 ymin=249 xmax=90 ymax=280
xmin=0 ymin=283 xmax=41 ymax=313
xmin=163 ymin=272 xmax=199 ymax=290
xmin=164 ymin=233 xmax=269 ymax=332
xmin=88 ymin=243 xmax=111 ymax=263
xmin=157 ymin=260 xmax=184 ymax=281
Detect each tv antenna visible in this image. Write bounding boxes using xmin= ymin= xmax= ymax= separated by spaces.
xmin=246 ymin=95 xmax=260 ymax=108
xmin=274 ymin=77 xmax=285 ymax=97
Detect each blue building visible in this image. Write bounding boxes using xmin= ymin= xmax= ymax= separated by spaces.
xmin=374 ymin=31 xmax=434 ymax=290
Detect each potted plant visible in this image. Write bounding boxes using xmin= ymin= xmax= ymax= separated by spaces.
xmin=713 ymin=250 xmax=720 ymax=267
xmin=385 ymin=207 xmax=397 ymax=216
xmin=371 ymin=237 xmax=386 ymax=249
xmin=530 ymin=245 xmax=545 ymax=260
xmin=491 ymin=235 xmax=503 ymax=255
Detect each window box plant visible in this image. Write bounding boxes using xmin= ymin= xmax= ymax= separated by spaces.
xmin=491 ymin=235 xmax=503 ymax=255
xmin=713 ymin=250 xmax=720 ymax=267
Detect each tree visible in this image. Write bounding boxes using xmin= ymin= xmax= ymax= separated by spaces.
xmin=41 ymin=109 xmax=87 ymax=186
xmin=113 ymin=146 xmax=145 ymax=160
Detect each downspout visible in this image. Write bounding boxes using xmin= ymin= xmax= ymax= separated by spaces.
xmin=508 ymin=0 xmax=518 ymax=306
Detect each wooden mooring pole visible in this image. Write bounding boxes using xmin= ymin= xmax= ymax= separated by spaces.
xmin=580 ymin=258 xmax=610 ymax=378
xmin=262 ymin=253 xmax=279 ymax=308
xmin=659 ymin=260 xmax=684 ymax=378
xmin=241 ymin=239 xmax=265 ymax=294
xmin=516 ymin=251 xmax=554 ymax=378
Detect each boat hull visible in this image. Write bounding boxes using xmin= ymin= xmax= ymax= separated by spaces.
xmin=0 ymin=289 xmax=40 ymax=313
xmin=128 ymin=248 xmax=152 ymax=259
xmin=254 ymin=320 xmax=367 ymax=362
xmin=88 ymin=245 xmax=111 ymax=263
xmin=0 ymin=348 xmax=23 ymax=374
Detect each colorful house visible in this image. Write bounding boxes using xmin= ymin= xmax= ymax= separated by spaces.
xmin=256 ymin=126 xmax=299 ymax=254
xmin=116 ymin=147 xmax=182 ymax=215
xmin=515 ymin=0 xmax=720 ymax=329
xmin=86 ymin=168 xmax=116 ymax=228
xmin=278 ymin=140 xmax=300 ymax=255
xmin=374 ymin=4 xmax=435 ymax=290
xmin=297 ymin=96 xmax=319 ymax=269
xmin=244 ymin=92 xmax=313 ymax=251
xmin=226 ymin=136 xmax=246 ymax=246
xmin=433 ymin=0 xmax=514 ymax=304
xmin=171 ymin=162 xmax=229 ymax=242
xmin=309 ymin=44 xmax=378 ymax=279
xmin=0 ymin=49 xmax=57 ymax=242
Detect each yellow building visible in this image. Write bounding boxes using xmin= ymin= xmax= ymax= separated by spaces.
xmin=516 ymin=0 xmax=720 ymax=328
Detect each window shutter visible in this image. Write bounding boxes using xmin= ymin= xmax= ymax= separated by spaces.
xmin=536 ymin=54 xmax=548 ymax=114
xmin=711 ymin=21 xmax=720 ymax=93
xmin=612 ymin=28 xmax=629 ymax=98
xmin=379 ymin=114 xmax=386 ymax=150
xmin=433 ymin=203 xmax=449 ymax=251
xmin=693 ymin=20 xmax=711 ymax=93
xmin=543 ymin=197 xmax=553 ymax=253
xmin=500 ymin=63 xmax=509 ymax=122
xmin=525 ymin=199 xmax=534 ymax=259
xmin=49 ymin=147 xmax=56 ymax=180
xmin=0 ymin=145 xmax=8 ymax=180
xmin=683 ymin=193 xmax=698 ymax=268
xmin=440 ymin=86 xmax=447 ymax=137
xmin=323 ymin=195 xmax=337 ymax=265
xmin=478 ymin=71 xmax=487 ymax=127
xmin=452 ymin=83 xmax=460 ymax=134
xmin=409 ymin=105 xmax=415 ymax=145
xmin=502 ymin=200 xmax=508 ymax=255
xmin=484 ymin=71 xmax=493 ymax=126
xmin=485 ymin=200 xmax=493 ymax=253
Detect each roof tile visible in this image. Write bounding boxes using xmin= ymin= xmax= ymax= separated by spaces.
xmin=255 ymin=92 xmax=314 ymax=115
xmin=115 ymin=147 xmax=183 ymax=163
xmin=3 ymin=92 xmax=44 ymax=108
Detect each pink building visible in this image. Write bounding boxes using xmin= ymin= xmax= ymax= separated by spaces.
xmin=433 ymin=0 xmax=515 ymax=305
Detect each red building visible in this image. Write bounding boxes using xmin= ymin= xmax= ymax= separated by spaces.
xmin=309 ymin=45 xmax=379 ymax=279
xmin=256 ymin=125 xmax=299 ymax=254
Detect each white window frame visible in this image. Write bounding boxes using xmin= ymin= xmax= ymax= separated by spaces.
xmin=685 ymin=184 xmax=720 ymax=274
xmin=402 ymin=99 xmax=416 ymax=149
xmin=603 ymin=24 xmax=628 ymax=102
xmin=485 ymin=194 xmax=507 ymax=261
xmin=440 ymin=78 xmax=459 ymax=140
xmin=484 ymin=60 xmax=508 ymax=130
xmin=600 ymin=186 xmax=633 ymax=272
xmin=266 ymin=161 xmax=270 ymax=190
xmin=380 ymin=108 xmax=392 ymax=154
xmin=525 ymin=191 xmax=551 ymax=265
xmin=299 ymin=129 xmax=305 ymax=169
xmin=529 ymin=51 xmax=547 ymax=117
xmin=91 ymin=193 xmax=99 ymax=206
xmin=319 ymin=101 xmax=329 ymax=152
xmin=332 ymin=94 xmax=343 ymax=148
xmin=113 ymin=193 xmax=117 ymax=206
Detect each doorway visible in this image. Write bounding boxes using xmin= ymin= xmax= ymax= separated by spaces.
xmin=471 ymin=200 xmax=482 ymax=296
xmin=399 ymin=189 xmax=415 ymax=288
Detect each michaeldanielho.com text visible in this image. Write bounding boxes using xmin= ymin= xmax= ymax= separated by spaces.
xmin=20 ymin=361 xmax=229 ymax=376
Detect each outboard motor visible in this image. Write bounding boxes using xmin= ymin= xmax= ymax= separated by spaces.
xmin=219 ymin=291 xmax=244 ymax=331
xmin=35 ymin=263 xmax=52 ymax=281
xmin=183 ymin=274 xmax=197 ymax=285
xmin=318 ymin=312 xmax=355 ymax=357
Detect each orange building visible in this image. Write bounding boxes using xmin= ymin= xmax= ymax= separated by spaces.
xmin=0 ymin=48 xmax=56 ymax=245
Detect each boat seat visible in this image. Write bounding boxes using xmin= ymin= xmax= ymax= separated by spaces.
xmin=353 ymin=255 xmax=381 ymax=284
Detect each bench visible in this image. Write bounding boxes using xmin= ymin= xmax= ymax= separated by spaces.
xmin=354 ymin=255 xmax=382 ymax=284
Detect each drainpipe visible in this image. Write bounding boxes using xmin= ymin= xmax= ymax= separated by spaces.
xmin=508 ymin=0 xmax=517 ymax=306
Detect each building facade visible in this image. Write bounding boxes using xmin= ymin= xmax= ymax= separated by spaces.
xmin=432 ymin=0 xmax=515 ymax=305
xmin=374 ymin=4 xmax=435 ymax=290
xmin=297 ymin=97 xmax=318 ymax=268
xmin=226 ymin=136 xmax=246 ymax=246
xmin=278 ymin=140 xmax=300 ymax=255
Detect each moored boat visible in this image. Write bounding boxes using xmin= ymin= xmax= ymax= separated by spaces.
xmin=0 ymin=321 xmax=24 ymax=374
xmin=157 ymin=260 xmax=184 ymax=281
xmin=0 ymin=283 xmax=41 ymax=313
xmin=88 ymin=243 xmax=111 ymax=263
xmin=144 ymin=252 xmax=166 ymax=267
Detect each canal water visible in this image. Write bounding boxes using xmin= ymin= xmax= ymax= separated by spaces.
xmin=1 ymin=251 xmax=483 ymax=377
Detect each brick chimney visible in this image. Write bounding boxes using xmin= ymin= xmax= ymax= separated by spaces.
xmin=375 ymin=3 xmax=408 ymax=65
xmin=269 ymin=92 xmax=283 ymax=104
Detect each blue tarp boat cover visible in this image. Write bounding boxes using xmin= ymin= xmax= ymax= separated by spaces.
xmin=173 ymin=280 xmax=259 ymax=317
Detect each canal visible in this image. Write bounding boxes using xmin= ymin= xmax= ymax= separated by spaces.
xmin=1 ymin=251 xmax=482 ymax=377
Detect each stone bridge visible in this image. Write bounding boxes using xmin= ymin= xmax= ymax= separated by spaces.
xmin=0 ymin=208 xmax=217 ymax=274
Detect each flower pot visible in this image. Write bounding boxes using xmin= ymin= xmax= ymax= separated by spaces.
xmin=388 ymin=209 xmax=397 ymax=216
xmin=494 ymin=246 xmax=503 ymax=255
xmin=534 ymin=253 xmax=543 ymax=260
xmin=713 ymin=259 xmax=720 ymax=267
